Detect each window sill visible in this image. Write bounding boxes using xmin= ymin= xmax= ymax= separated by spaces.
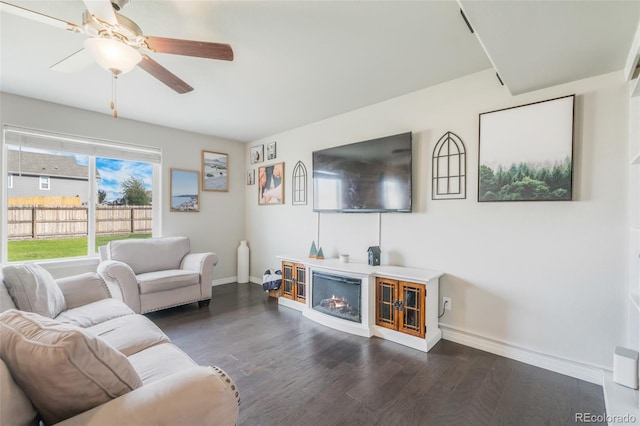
xmin=6 ymin=256 xmax=101 ymax=271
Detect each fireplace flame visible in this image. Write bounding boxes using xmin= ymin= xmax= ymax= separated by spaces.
xmin=330 ymin=294 xmax=348 ymax=309
xmin=316 ymin=292 xmax=360 ymax=322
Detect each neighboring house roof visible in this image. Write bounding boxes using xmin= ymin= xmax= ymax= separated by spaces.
xmin=7 ymin=150 xmax=99 ymax=179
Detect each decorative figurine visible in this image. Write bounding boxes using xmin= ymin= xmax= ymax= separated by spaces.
xmin=367 ymin=246 xmax=381 ymax=266
xmin=309 ymin=241 xmax=318 ymax=258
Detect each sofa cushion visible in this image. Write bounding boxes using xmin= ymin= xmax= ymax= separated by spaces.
xmin=128 ymin=342 xmax=197 ymax=384
xmin=2 ymin=264 xmax=66 ymax=318
xmin=0 ymin=277 xmax=17 ymax=313
xmin=87 ymin=314 xmax=170 ymax=356
xmin=108 ymin=237 xmax=190 ymax=274
xmin=55 ymin=298 xmax=134 ymax=328
xmin=0 ymin=310 xmax=143 ymax=425
xmin=137 ymin=269 xmax=200 ymax=294
xmin=55 ymin=272 xmax=110 ymax=309
xmin=0 ymin=358 xmax=37 ymax=426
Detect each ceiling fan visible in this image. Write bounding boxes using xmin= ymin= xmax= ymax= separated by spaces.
xmin=0 ymin=0 xmax=234 ymax=116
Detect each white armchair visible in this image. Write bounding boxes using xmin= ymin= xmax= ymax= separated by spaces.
xmin=97 ymin=237 xmax=218 ymax=314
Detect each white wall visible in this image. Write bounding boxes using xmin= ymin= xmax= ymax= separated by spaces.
xmin=245 ymin=68 xmax=630 ymax=370
xmin=0 ymin=93 xmax=246 ymax=281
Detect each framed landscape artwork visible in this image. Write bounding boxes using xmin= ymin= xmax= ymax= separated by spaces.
xmin=201 ymin=151 xmax=228 ymax=192
xmin=478 ymin=95 xmax=575 ymax=202
xmin=170 ymin=168 xmax=200 ymax=212
xmin=258 ymin=162 xmax=284 ymax=205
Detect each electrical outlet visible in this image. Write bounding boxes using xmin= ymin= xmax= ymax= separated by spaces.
xmin=443 ymin=297 xmax=452 ymax=311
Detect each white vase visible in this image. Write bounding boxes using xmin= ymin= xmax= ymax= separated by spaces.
xmin=237 ymin=240 xmax=249 ymax=283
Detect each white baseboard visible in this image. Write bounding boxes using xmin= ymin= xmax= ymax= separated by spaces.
xmin=211 ymin=277 xmax=237 ymax=286
xmin=211 ymin=276 xmax=263 ymax=286
xmin=440 ymin=324 xmax=606 ymax=385
xmin=602 ymin=371 xmax=639 ymax=424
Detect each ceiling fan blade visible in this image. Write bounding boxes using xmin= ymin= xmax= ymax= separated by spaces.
xmin=0 ymin=1 xmax=83 ymax=33
xmin=50 ymin=49 xmax=95 ymax=73
xmin=144 ymin=36 xmax=234 ymax=61
xmin=138 ymin=54 xmax=193 ymax=94
xmin=83 ymin=0 xmax=117 ymax=26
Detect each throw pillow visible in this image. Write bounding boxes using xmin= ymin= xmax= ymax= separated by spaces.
xmin=0 ymin=310 xmax=143 ymax=424
xmin=0 ymin=358 xmax=37 ymax=426
xmin=2 ymin=264 xmax=66 ymax=318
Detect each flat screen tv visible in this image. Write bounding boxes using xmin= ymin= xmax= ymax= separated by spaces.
xmin=313 ymin=132 xmax=412 ymax=213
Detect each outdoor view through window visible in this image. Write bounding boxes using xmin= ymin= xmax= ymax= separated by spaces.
xmin=6 ymin=145 xmax=153 ymax=261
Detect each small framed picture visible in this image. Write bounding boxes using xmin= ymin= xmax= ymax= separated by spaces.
xmin=266 ymin=142 xmax=277 ymax=160
xmin=258 ymin=162 xmax=284 ymax=205
xmin=201 ymin=151 xmax=228 ymax=192
xmin=250 ymin=144 xmax=264 ymax=164
xmin=170 ymin=168 xmax=200 ymax=212
xmin=247 ymin=169 xmax=255 ymax=185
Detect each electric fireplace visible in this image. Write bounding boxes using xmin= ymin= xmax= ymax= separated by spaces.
xmin=312 ymin=271 xmax=361 ymax=323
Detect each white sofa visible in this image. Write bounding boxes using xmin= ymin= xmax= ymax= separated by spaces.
xmin=0 ymin=264 xmax=239 ymax=426
xmin=98 ymin=236 xmax=218 ymax=314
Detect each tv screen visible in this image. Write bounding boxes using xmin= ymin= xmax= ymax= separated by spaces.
xmin=313 ymin=132 xmax=412 ymax=213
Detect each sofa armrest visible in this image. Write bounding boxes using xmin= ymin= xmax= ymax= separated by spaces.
xmin=55 ymin=273 xmax=111 ymax=309
xmin=181 ymin=252 xmax=218 ymax=299
xmin=54 ymin=366 xmax=239 ymax=426
xmin=97 ymin=260 xmax=142 ymax=314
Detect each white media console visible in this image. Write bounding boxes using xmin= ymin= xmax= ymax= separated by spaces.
xmin=277 ymin=256 xmax=444 ymax=352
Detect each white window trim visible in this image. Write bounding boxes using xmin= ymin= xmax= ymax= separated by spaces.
xmin=2 ymin=125 xmax=162 ymax=264
xmin=39 ymin=176 xmax=50 ymax=190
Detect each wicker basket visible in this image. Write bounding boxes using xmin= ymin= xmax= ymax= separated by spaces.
xmin=268 ymin=288 xmax=282 ymax=298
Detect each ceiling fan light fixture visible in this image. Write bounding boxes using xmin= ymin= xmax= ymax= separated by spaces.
xmin=83 ymin=37 xmax=141 ymax=74
xmin=111 ymin=0 xmax=132 ymax=11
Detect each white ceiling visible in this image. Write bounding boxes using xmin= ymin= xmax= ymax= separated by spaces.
xmin=1 ymin=1 xmax=638 ymax=143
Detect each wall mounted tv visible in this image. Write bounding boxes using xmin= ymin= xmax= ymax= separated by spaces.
xmin=312 ymin=132 xmax=412 ymax=213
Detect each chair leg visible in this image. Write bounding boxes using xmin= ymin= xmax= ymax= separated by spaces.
xmin=198 ymin=299 xmax=211 ymax=308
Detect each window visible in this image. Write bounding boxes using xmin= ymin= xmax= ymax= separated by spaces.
xmin=7 ymin=174 xmax=12 ymax=189
xmin=39 ymin=176 xmax=50 ymax=190
xmin=3 ymin=126 xmax=161 ymax=263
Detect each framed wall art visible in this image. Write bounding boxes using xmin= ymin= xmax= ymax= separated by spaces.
xmin=250 ymin=144 xmax=264 ymax=164
xmin=292 ymin=160 xmax=307 ymax=205
xmin=478 ymin=95 xmax=575 ymax=202
xmin=201 ymin=150 xmax=228 ymax=192
xmin=258 ymin=162 xmax=284 ymax=205
xmin=266 ymin=141 xmax=277 ymax=160
xmin=432 ymin=131 xmax=466 ymax=200
xmin=247 ymin=169 xmax=255 ymax=185
xmin=170 ymin=168 xmax=200 ymax=212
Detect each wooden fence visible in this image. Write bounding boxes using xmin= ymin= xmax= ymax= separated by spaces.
xmin=9 ymin=196 xmax=82 ymax=207
xmin=7 ymin=206 xmax=152 ymax=240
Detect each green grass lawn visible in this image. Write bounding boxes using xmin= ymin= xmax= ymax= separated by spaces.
xmin=7 ymin=234 xmax=152 ymax=262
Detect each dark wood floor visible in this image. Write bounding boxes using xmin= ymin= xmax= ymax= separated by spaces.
xmin=147 ymin=283 xmax=606 ymax=426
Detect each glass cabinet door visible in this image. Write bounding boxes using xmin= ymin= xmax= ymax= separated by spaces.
xmin=375 ymin=278 xmax=425 ymax=338
xmin=375 ymin=278 xmax=397 ymax=330
xmin=282 ymin=262 xmax=295 ymax=299
xmin=294 ymin=264 xmax=306 ymax=303
xmin=399 ymin=281 xmax=425 ymax=338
